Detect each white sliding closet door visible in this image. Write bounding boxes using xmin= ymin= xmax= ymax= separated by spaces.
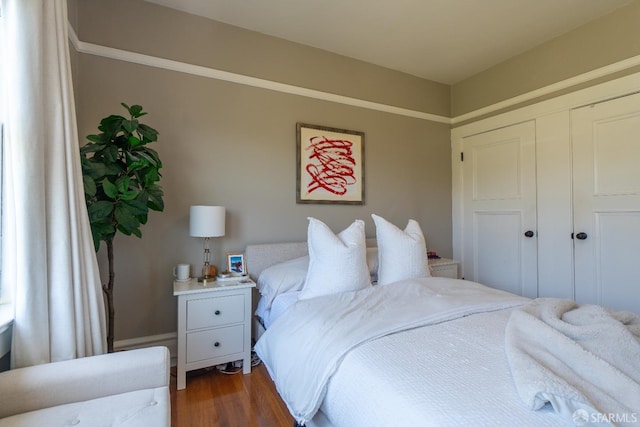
xmin=462 ymin=121 xmax=538 ymax=297
xmin=572 ymin=92 xmax=640 ymax=313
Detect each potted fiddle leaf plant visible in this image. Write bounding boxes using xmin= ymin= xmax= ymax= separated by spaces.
xmin=80 ymin=103 xmax=164 ymax=352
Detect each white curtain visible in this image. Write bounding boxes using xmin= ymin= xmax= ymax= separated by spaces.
xmin=1 ymin=0 xmax=106 ymax=368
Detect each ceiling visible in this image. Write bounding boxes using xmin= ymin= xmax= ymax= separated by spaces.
xmin=146 ymin=0 xmax=634 ymax=84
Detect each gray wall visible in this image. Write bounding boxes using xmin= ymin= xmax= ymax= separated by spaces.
xmin=73 ymin=0 xmax=452 ymax=341
xmin=72 ymin=0 xmax=640 ymax=343
xmin=451 ymin=0 xmax=640 ymax=117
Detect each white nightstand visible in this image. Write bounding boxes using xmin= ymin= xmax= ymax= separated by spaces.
xmin=173 ymin=277 xmax=256 ymax=390
xmin=429 ymin=258 xmax=460 ymax=279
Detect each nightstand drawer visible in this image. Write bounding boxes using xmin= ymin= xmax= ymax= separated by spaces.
xmin=187 ymin=294 xmax=245 ymax=330
xmin=186 ymin=324 xmax=245 ymax=363
xmin=431 ymin=265 xmax=458 ymax=278
xmin=429 ymin=258 xmax=460 ymax=279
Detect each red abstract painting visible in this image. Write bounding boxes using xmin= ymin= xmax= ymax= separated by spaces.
xmin=297 ymin=123 xmax=364 ymax=205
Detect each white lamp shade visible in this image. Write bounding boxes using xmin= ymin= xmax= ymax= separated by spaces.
xmin=189 ymin=206 xmax=226 ymax=237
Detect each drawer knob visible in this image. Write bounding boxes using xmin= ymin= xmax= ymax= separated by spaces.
xmin=214 ymin=310 xmax=221 ymax=315
xmin=214 ymin=342 xmax=220 ymax=347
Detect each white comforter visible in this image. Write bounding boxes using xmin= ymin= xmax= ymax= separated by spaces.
xmin=254 ymin=277 xmax=527 ymax=424
xmin=506 ymin=298 xmax=640 ymax=426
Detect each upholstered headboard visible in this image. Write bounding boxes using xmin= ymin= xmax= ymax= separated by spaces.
xmin=245 ymin=238 xmax=377 ymax=281
xmin=245 ymin=242 xmax=309 ymax=281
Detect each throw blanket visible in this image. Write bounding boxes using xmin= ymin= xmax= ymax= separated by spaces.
xmin=505 ymin=298 xmax=640 ymax=426
xmin=255 ymin=277 xmax=527 ymax=424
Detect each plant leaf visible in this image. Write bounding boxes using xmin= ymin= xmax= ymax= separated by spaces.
xmin=98 ymin=115 xmax=124 ymax=136
xmin=135 ymin=151 xmax=158 ymax=167
xmin=141 ymin=147 xmax=162 ymax=166
xmin=128 ymin=135 xmax=142 ymax=148
xmin=83 ymin=175 xmax=97 ymax=197
xmin=147 ymin=195 xmax=164 ymax=211
xmin=105 ymin=162 xmax=124 ymax=176
xmin=92 ymin=233 xmax=101 ymax=251
xmin=90 ymin=219 xmax=116 ymax=246
xmin=85 ymin=161 xmax=108 ymax=180
xmin=82 ymin=138 xmax=106 ymax=149
xmin=119 ymin=189 xmax=138 ymax=201
xmin=122 ymin=199 xmax=148 ymax=215
xmin=143 ymin=168 xmax=160 ymax=186
xmin=102 ymin=179 xmax=118 ymax=199
xmin=114 ymin=204 xmax=140 ymax=234
xmin=128 ymin=104 xmax=144 ymax=118
xmin=125 ymin=152 xmax=147 ymax=171
xmin=88 ymin=200 xmax=114 ymax=221
xmin=122 ymin=119 xmax=138 ymax=134
xmin=137 ymin=124 xmax=159 ymax=142
xmin=145 ymin=183 xmax=164 ymax=210
xmin=102 ymin=145 xmax=119 ymax=163
xmin=115 ymin=175 xmax=131 ymax=193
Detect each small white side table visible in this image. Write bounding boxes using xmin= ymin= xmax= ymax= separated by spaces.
xmin=429 ymin=258 xmax=460 ymax=279
xmin=173 ymin=277 xmax=256 ymax=390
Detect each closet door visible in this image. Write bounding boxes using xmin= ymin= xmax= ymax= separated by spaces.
xmin=572 ymin=92 xmax=640 ymax=313
xmin=462 ymin=121 xmax=538 ymax=297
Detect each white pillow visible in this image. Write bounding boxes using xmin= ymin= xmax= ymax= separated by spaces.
xmin=256 ymin=256 xmax=309 ymax=309
xmin=256 ymin=247 xmax=379 ymax=309
xmin=299 ymin=217 xmax=372 ymax=300
xmin=372 ymin=214 xmax=430 ymax=285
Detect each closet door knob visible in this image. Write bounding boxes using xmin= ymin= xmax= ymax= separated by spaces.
xmin=524 ymin=230 xmax=535 ymax=238
xmin=576 ymin=232 xmax=588 ymax=240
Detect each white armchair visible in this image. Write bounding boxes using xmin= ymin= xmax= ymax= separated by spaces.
xmin=0 ymin=346 xmax=170 ymax=426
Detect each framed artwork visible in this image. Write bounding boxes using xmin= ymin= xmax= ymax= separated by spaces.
xmin=226 ymin=252 xmax=246 ymax=276
xmin=296 ymin=123 xmax=365 ymax=205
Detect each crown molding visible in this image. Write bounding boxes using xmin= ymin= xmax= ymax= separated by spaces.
xmin=67 ymin=25 xmax=450 ymax=124
xmin=68 ymin=23 xmax=640 ymax=126
xmin=451 ymin=54 xmax=640 ymax=125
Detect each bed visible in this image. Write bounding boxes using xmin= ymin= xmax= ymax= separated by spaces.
xmin=246 ymin=217 xmax=640 ymax=427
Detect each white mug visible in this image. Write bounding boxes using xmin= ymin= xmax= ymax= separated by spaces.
xmin=173 ymin=263 xmax=190 ymax=281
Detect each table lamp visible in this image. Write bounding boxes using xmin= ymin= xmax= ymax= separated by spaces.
xmin=189 ymin=205 xmax=226 ymax=283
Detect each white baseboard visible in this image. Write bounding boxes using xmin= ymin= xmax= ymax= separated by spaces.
xmin=114 ymin=333 xmax=178 ymax=366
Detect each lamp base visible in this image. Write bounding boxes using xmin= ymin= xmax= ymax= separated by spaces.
xmin=197 ymin=265 xmax=218 ymax=284
xmin=197 ymin=275 xmax=217 ymax=284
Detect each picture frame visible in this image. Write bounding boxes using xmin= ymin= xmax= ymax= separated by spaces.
xmin=226 ymin=252 xmax=246 ymax=276
xmin=296 ymin=123 xmax=365 ymax=205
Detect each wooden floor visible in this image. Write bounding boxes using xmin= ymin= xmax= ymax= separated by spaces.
xmin=170 ymin=363 xmax=294 ymax=427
